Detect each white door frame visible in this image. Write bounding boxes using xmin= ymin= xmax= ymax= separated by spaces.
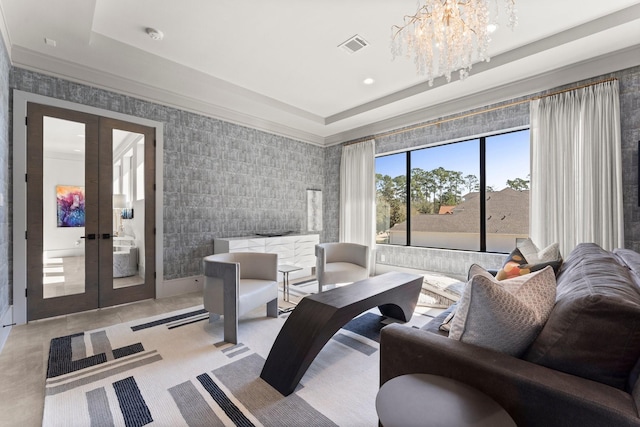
xmin=12 ymin=90 xmax=164 ymax=324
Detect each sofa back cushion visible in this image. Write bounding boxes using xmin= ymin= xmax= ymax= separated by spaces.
xmin=524 ymin=243 xmax=640 ymax=390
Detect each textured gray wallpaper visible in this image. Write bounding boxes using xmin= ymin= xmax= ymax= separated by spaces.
xmin=5 ymin=63 xmax=640 ymax=292
xmin=0 ymin=34 xmax=9 ymax=316
xmin=322 ymin=144 xmax=342 ymax=243
xmin=9 ymin=68 xmax=325 ymax=280
xmin=619 ymin=66 xmax=640 ymax=252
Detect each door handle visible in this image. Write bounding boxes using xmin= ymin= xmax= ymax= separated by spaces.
xmin=102 ymin=233 xmax=112 ymax=239
xmin=80 ymin=234 xmax=96 ymax=240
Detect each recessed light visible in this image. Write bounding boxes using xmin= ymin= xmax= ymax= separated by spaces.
xmin=146 ymin=28 xmax=164 ymax=41
xmin=487 ymin=24 xmax=498 ymax=33
xmin=363 ymin=78 xmax=375 ymax=85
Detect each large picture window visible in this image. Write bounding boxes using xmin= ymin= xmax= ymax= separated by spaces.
xmin=376 ymin=129 xmax=530 ymax=253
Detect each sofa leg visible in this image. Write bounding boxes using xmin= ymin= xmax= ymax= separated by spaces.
xmin=267 ymin=299 xmax=278 ymax=318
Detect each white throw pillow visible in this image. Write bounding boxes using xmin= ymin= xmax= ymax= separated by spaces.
xmin=517 ymin=238 xmax=561 ymax=264
xmin=449 ymin=265 xmax=556 ymax=356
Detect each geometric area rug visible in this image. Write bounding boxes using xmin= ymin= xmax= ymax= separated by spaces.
xmin=43 ymin=304 xmax=435 ymax=426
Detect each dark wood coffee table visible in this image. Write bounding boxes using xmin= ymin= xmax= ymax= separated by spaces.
xmin=260 ymin=271 xmax=423 ymax=396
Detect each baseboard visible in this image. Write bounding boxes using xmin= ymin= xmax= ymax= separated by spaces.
xmin=0 ymin=306 xmax=13 ymax=355
xmin=44 ymin=248 xmax=84 ymax=258
xmin=375 ymin=263 xmax=430 ymax=276
xmin=375 ymin=263 xmax=466 ymax=281
xmin=157 ymin=275 xmax=204 ymax=299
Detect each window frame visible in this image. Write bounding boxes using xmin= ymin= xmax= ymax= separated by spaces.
xmin=375 ymin=127 xmax=530 ymax=253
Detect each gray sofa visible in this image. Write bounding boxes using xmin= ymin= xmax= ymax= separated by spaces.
xmin=380 ymin=243 xmax=640 ymax=427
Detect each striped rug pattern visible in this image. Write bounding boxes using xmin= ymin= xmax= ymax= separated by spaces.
xmin=43 ymin=304 xmax=436 ymax=426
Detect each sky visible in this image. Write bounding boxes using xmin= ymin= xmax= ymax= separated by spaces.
xmin=375 ymin=129 xmax=530 ymax=191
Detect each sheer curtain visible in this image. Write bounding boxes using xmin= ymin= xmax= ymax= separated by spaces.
xmin=530 ymin=80 xmax=623 ymax=257
xmin=340 ymin=139 xmax=376 ymax=268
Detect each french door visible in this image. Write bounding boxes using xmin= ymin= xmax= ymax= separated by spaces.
xmin=26 ymin=103 xmax=156 ymax=320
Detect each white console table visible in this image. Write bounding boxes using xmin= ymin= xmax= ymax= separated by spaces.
xmin=214 ymin=234 xmax=319 ymax=280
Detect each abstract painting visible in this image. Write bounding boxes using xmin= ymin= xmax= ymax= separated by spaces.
xmin=56 ymin=185 xmax=85 ymax=227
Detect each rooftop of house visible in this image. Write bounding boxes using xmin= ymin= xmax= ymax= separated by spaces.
xmin=390 ymin=188 xmax=529 ymax=234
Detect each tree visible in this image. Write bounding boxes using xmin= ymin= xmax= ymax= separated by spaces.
xmin=446 ymin=170 xmax=464 ymax=204
xmin=464 ymin=174 xmax=479 ymax=194
xmin=431 ymin=167 xmax=449 ymax=212
xmin=423 ymin=169 xmax=437 ymax=213
xmin=392 ymin=175 xmax=406 ymax=201
xmin=375 ymin=173 xmax=407 ymax=231
xmin=506 ymin=177 xmax=530 ymax=191
xmin=411 ymin=168 xmax=435 ymax=213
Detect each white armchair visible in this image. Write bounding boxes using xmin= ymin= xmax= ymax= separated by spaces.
xmin=203 ymin=252 xmax=278 ymax=344
xmin=315 ymin=242 xmax=370 ymax=293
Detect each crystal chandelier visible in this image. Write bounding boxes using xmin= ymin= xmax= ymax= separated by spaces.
xmin=391 ymin=0 xmax=517 ymax=85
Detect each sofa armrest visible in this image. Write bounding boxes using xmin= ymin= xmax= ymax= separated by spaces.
xmin=380 ymin=324 xmax=640 ymax=427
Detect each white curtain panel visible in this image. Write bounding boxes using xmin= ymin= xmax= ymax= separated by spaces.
xmin=339 ymin=139 xmax=376 ymax=268
xmin=530 ymin=80 xmax=623 ymax=257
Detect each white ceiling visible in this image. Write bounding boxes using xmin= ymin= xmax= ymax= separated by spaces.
xmin=1 ymin=0 xmax=639 ymax=146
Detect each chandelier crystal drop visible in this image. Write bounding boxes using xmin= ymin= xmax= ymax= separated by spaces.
xmin=391 ymin=0 xmax=517 ymax=85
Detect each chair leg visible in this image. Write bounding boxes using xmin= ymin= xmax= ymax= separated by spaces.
xmin=223 ymin=311 xmax=238 ymax=344
xmin=267 ymin=299 xmax=278 ymax=318
xmin=318 ymin=282 xmax=322 ymax=293
xmin=223 ymin=318 xmax=238 ymax=344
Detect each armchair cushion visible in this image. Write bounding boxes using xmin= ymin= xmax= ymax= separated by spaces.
xmin=323 ymin=262 xmax=368 ymax=284
xmin=316 ymin=242 xmax=369 ymax=292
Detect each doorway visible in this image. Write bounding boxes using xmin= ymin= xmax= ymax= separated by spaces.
xmin=25 ymin=103 xmax=156 ymax=320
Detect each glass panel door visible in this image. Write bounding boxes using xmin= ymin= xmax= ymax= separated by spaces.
xmin=99 ymin=118 xmax=155 ymax=307
xmin=27 ymin=104 xmax=100 ymax=320
xmin=26 ymin=104 xmax=156 ymax=320
xmin=43 ymin=117 xmax=87 ymax=298
xmin=112 ymin=129 xmax=145 ymax=289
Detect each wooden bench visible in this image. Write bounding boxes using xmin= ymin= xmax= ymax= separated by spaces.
xmin=260 ymin=271 xmax=423 ymax=396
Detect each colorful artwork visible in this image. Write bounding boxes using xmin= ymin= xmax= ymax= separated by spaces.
xmin=56 ymin=185 xmax=85 ymax=227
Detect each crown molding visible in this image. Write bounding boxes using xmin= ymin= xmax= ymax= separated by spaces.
xmin=7 ymin=1 xmax=640 ymax=150
xmin=325 ymin=2 xmax=640 ymax=126
xmin=10 ymin=46 xmax=327 ymax=146
xmin=324 ymin=45 xmax=640 ymax=146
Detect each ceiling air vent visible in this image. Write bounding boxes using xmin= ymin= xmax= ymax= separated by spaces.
xmin=338 ymin=35 xmax=369 ymax=54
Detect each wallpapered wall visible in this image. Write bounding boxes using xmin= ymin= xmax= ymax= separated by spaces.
xmin=3 ymin=56 xmax=640 ymax=306
xmin=9 ymin=68 xmax=326 ymax=282
xmin=0 ymin=33 xmax=9 ymax=319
